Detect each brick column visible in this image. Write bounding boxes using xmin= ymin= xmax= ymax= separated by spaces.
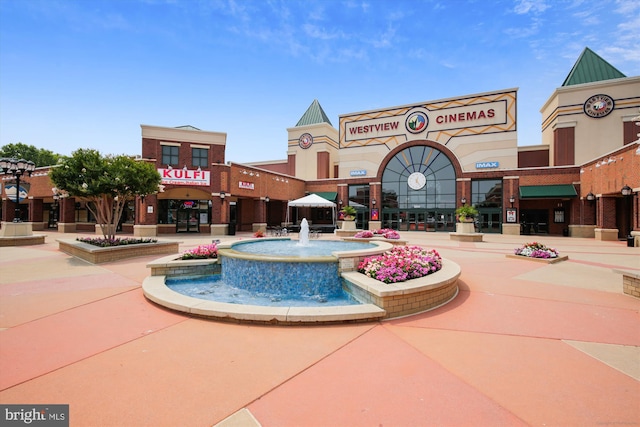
xmin=369 ymin=182 xmax=382 ymax=230
xmin=28 ymin=198 xmax=44 ymax=230
xmin=251 ymin=197 xmax=267 ymax=233
xmin=595 ymin=196 xmax=619 ymax=241
xmin=134 ymin=194 xmax=158 ymax=237
xmin=456 ymin=178 xmax=472 ymax=208
xmin=57 ymin=197 xmax=77 ymax=233
xmin=337 ymin=184 xmax=348 ymax=213
xmin=2 ymin=198 xmax=17 ymax=222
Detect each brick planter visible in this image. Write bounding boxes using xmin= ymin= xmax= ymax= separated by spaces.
xmin=613 ymin=269 xmax=640 ymax=299
xmin=342 ymin=258 xmax=461 ymax=319
xmin=342 ymin=237 xmax=408 ymax=246
xmin=57 ymin=239 xmax=180 ymax=264
xmin=505 ymin=254 xmax=569 ymax=264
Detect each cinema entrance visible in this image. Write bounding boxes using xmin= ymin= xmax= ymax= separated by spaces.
xmin=380 ymin=145 xmax=457 ymax=232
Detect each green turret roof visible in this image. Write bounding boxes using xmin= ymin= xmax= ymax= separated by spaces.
xmin=296 ymin=99 xmax=333 ymax=127
xmin=562 ymin=47 xmax=626 ymax=86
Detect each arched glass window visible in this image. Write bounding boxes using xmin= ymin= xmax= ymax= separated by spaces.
xmin=382 ymin=146 xmax=456 ymax=209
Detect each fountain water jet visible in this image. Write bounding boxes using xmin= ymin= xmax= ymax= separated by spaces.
xmin=298 ymin=218 xmax=310 ymax=246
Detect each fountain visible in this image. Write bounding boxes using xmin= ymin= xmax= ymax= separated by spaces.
xmin=298 ymin=218 xmax=310 ymax=246
xmin=142 ymin=222 xmax=461 ymax=324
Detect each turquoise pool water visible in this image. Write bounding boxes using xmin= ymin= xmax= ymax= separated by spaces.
xmin=166 ymin=239 xmax=374 ymax=307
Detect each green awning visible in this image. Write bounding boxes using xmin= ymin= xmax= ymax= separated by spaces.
xmin=314 ymin=192 xmax=337 ymax=202
xmin=519 ymin=184 xmax=577 ymax=199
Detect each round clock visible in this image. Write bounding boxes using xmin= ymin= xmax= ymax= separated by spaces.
xmin=407 ymin=172 xmax=426 ymax=190
xmin=298 ymin=133 xmax=313 ymax=149
xmin=584 ymin=94 xmax=614 ymax=118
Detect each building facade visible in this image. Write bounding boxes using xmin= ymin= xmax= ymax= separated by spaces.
xmin=1 ymin=48 xmax=639 ymax=244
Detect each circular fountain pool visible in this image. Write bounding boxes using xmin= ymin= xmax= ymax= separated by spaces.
xmin=143 ymin=236 xmax=461 ymax=325
xmin=165 ymin=239 xmax=377 ymax=308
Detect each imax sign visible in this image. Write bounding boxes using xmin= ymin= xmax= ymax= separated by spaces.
xmin=350 ymin=170 xmax=367 ymax=176
xmin=476 ymin=161 xmax=499 ymax=169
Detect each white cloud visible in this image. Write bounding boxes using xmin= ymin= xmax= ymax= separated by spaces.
xmin=615 ymin=0 xmax=640 ymax=14
xmin=514 ymin=0 xmax=550 ymax=14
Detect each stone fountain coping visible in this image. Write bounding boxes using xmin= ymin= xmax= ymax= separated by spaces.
xmin=215 ymin=237 xmax=393 ymax=263
xmin=142 ymin=275 xmax=386 ymax=324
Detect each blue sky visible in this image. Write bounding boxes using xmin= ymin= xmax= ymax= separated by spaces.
xmin=1 ymin=0 xmax=638 ymax=165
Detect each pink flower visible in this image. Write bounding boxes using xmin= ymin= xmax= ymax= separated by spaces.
xmin=358 ymin=245 xmax=442 ymax=284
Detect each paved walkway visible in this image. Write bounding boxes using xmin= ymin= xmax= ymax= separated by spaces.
xmin=0 ymin=230 xmax=638 ymax=426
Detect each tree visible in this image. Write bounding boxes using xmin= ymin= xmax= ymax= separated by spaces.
xmin=0 ymin=142 xmax=60 ymax=167
xmin=49 ymin=149 xmax=161 ymax=240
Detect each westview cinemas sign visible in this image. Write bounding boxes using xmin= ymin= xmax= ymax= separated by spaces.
xmin=341 ymin=89 xmax=515 ymax=143
xmin=158 ymin=168 xmax=210 ymax=186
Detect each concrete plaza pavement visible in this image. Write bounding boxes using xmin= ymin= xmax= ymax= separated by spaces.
xmin=0 ymin=229 xmax=638 ymax=426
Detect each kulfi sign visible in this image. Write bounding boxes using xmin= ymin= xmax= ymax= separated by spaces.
xmin=158 ymin=168 xmax=210 ymax=186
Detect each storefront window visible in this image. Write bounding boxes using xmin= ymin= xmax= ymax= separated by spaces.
xmin=348 ymin=185 xmax=369 ymax=209
xmin=347 ymin=185 xmax=370 ymax=228
xmin=158 ymin=199 xmax=180 ymax=224
xmin=471 ymin=180 xmax=502 ymax=208
xmin=158 ymin=199 xmax=210 ymax=232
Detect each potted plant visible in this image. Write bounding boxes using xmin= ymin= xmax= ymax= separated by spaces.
xmin=340 ymin=205 xmax=357 ymax=221
xmin=340 ymin=205 xmax=357 ymax=230
xmin=455 ymin=205 xmax=478 ymax=222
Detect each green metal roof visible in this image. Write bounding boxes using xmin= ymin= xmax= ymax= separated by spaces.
xmin=314 ymin=192 xmax=337 ymax=201
xmin=561 ymin=47 xmax=626 ymax=86
xmin=519 ymin=184 xmax=577 ymax=199
xmin=296 ymin=99 xmax=333 ymax=127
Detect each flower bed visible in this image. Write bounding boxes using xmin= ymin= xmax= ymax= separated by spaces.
xmin=514 ymin=241 xmax=558 ymax=258
xmin=354 ymin=228 xmax=401 ymax=239
xmin=58 ymin=238 xmax=178 ymax=264
xmin=180 ymin=243 xmax=218 ymax=260
xmin=507 ymin=241 xmax=568 ymax=264
xmin=77 ymin=237 xmax=158 ymax=247
xmin=358 ymin=245 xmax=442 ymax=284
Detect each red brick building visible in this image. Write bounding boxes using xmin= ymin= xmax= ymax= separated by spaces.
xmin=1 ymin=48 xmax=638 ymax=244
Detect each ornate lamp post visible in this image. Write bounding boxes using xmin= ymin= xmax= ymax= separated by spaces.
xmin=0 ymin=158 xmax=36 ymax=222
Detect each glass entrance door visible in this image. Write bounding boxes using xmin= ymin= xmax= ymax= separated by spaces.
xmin=383 ymin=209 xmax=455 ymax=232
xmin=48 ymin=204 xmax=59 ymax=229
xmin=407 ymin=211 xmax=426 ymax=231
xmin=477 ymin=209 xmax=501 ymax=233
xmin=176 ymin=209 xmax=200 ymax=233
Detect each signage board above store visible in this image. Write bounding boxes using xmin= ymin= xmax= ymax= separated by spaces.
xmin=350 ymin=170 xmax=367 ymax=176
xmin=158 ymin=168 xmax=210 ymax=186
xmin=239 ymin=181 xmax=255 ymax=190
